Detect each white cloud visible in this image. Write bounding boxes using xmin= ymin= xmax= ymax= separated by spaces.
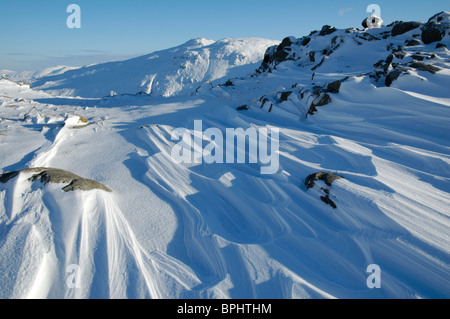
xmin=338 ymin=8 xmax=354 ymax=16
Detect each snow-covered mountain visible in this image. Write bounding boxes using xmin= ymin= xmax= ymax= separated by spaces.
xmin=30 ymin=38 xmax=279 ymax=98
xmin=0 ymin=12 xmax=449 ymax=299
xmin=1 ymin=66 xmax=79 ymax=83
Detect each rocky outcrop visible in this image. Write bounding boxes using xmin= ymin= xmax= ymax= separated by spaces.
xmin=391 ymin=21 xmax=422 ymax=36
xmin=305 ymin=172 xmax=343 ymax=190
xmin=319 ymin=25 xmax=337 ymax=36
xmin=0 ymin=167 xmax=112 ymax=192
xmin=305 ymin=172 xmax=343 ymax=209
xmin=252 ymin=11 xmax=448 ymax=114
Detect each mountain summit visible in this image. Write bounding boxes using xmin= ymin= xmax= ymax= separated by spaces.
xmin=30 ymin=38 xmax=279 ymax=98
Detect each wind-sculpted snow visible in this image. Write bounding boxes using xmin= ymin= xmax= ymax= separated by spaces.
xmin=1 ymin=12 xmax=450 ymax=299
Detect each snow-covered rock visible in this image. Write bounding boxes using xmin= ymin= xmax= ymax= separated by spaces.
xmin=362 ymin=14 xmax=384 ymax=29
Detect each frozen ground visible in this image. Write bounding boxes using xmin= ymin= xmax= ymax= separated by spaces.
xmin=0 ymin=12 xmax=449 ymax=299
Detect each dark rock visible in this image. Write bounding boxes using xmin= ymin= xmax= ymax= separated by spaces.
xmin=278 ymin=91 xmax=292 ymax=103
xmin=272 ymin=50 xmax=290 ymax=64
xmin=386 ymin=54 xmax=394 ymax=65
xmin=382 ymin=54 xmax=395 ymax=74
xmin=311 ymin=57 xmax=325 ymax=71
xmin=263 ymin=46 xmax=276 ymax=64
xmin=309 ymin=51 xmax=316 ymax=63
xmin=236 ymin=105 xmax=248 ymax=111
xmin=428 ymin=11 xmax=449 ymax=23
xmin=0 ymin=171 xmax=20 ymax=184
xmin=409 ymin=62 xmax=441 ymax=74
xmin=327 ymin=80 xmax=342 ymax=94
xmin=421 ymin=22 xmax=446 ymax=44
xmin=259 ymin=96 xmax=274 ymax=112
xmin=405 ymin=38 xmax=422 ymax=46
xmin=224 ymin=80 xmax=234 ymax=87
xmin=278 ymin=36 xmax=296 ymax=51
xmin=260 ymin=96 xmax=270 ymax=108
xmin=391 ymin=21 xmax=422 ymax=36
xmin=385 ymin=68 xmax=407 ymax=87
xmin=411 ymin=54 xmax=425 ymax=61
xmin=321 ymin=195 xmax=337 ymax=209
xmin=436 ymin=43 xmax=447 ymax=49
xmin=301 ymin=37 xmax=311 ymax=46
xmin=319 ymin=25 xmax=337 ymax=36
xmin=305 ymin=172 xmax=343 ymax=189
xmin=308 ymin=92 xmax=331 ymax=115
xmin=373 ymin=60 xmax=384 ymax=68
xmin=393 ymin=51 xmax=407 ymax=59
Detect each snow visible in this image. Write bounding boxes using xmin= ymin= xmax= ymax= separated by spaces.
xmin=30 ymin=38 xmax=280 ymax=99
xmin=1 ymin=14 xmax=450 ymax=299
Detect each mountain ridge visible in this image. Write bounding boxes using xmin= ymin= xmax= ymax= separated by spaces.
xmin=29 ymin=37 xmax=279 ymax=98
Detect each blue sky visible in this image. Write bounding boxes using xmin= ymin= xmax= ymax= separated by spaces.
xmin=0 ymin=0 xmax=448 ymax=71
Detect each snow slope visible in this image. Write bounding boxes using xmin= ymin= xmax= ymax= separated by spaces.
xmin=0 ymin=12 xmax=449 ymax=299
xmin=30 ymin=38 xmax=279 ymax=98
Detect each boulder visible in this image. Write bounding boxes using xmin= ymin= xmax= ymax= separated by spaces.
xmin=421 ymin=22 xmax=446 ymax=44
xmin=278 ymin=36 xmax=297 ymax=50
xmin=327 ymin=80 xmax=342 ymax=94
xmin=391 ymin=21 xmax=422 ymax=36
xmin=301 ymin=37 xmax=311 ymax=46
xmin=405 ymin=38 xmax=422 ymax=46
xmin=0 ymin=167 xmax=112 ymax=192
xmin=319 ymin=25 xmax=337 ymax=36
xmin=278 ymin=91 xmax=292 ymax=103
xmin=385 ymin=68 xmax=407 ymax=87
xmin=308 ymin=92 xmax=331 ymax=115
xmin=409 ymin=62 xmax=441 ymax=74
xmin=305 ymin=172 xmax=343 ymax=189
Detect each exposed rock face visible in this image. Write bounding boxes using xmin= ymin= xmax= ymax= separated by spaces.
xmin=319 ymin=25 xmax=337 ymax=36
xmin=326 ymin=80 xmax=343 ymax=94
xmin=422 ymin=11 xmax=450 ymax=44
xmin=422 ymin=22 xmax=446 ymax=44
xmin=0 ymin=167 xmax=112 ymax=192
xmin=391 ymin=21 xmax=422 ymax=36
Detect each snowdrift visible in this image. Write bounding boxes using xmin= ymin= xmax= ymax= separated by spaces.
xmin=0 ymin=12 xmax=449 ymax=299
